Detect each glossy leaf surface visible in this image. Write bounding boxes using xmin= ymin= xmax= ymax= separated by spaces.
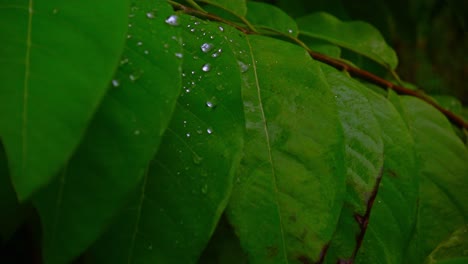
xmin=297 ymin=12 xmax=398 ymax=69
xmin=89 ymin=15 xmax=245 ymax=264
xmin=0 ymin=0 xmax=129 ymax=199
xmin=226 ymin=33 xmax=346 ymax=263
xmin=245 ymin=1 xmax=298 ymax=36
xmin=33 ymin=1 xmax=183 ymax=263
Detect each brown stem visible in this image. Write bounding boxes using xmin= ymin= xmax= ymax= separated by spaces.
xmin=169 ymin=1 xmax=468 ymax=130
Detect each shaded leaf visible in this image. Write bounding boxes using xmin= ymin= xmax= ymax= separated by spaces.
xmin=198 ymin=0 xmax=247 ymax=17
xmin=33 ymin=1 xmax=183 ymax=263
xmin=226 ymin=33 xmax=346 ymax=263
xmin=0 ymin=0 xmax=130 ymax=200
xmin=245 ymin=1 xmax=298 ymax=36
xmin=354 ymin=89 xmax=419 ymax=264
xmin=424 ymin=225 xmax=468 ymax=264
xmin=297 ymin=12 xmax=398 ymax=69
xmin=390 ymin=93 xmax=468 ymax=263
xmin=320 ymin=65 xmax=384 ymax=263
xmin=88 ymin=15 xmax=244 ymax=263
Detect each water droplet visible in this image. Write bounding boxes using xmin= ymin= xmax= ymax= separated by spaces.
xmin=128 ymin=23 xmax=133 ymax=28
xmin=200 ymin=43 xmax=213 ymax=53
xmin=129 ymin=74 xmax=136 ymax=81
xmin=201 ymin=184 xmax=208 ymax=194
xmin=175 ymin=52 xmax=183 ymax=58
xmin=194 ymin=21 xmax=200 ymax=26
xmin=111 ymin=79 xmax=119 ymax=87
xmin=218 ymin=26 xmax=224 ymax=32
xmin=185 ymin=88 xmax=190 ymax=93
xmin=146 ymin=11 xmax=155 ymax=19
xmin=193 ymin=153 xmax=203 ymax=164
xmin=205 ymin=97 xmax=217 ymax=109
xmin=137 ymin=41 xmax=143 ymax=46
xmin=190 ymin=28 xmax=195 ymax=32
xmin=196 ymin=129 xmax=203 ymax=134
xmin=287 ymin=29 xmax=293 ymax=34
xmin=52 ymin=8 xmax=59 ymax=15
xmin=120 ymin=58 xmax=129 ymax=65
xmin=165 ymin=15 xmax=179 ymax=26
xmin=238 ymin=61 xmax=249 ymax=73
xmin=206 ymin=127 xmax=213 ymax=134
xmin=211 ymin=48 xmax=222 ymax=58
xmin=127 ymin=34 xmax=132 ymax=39
xmin=144 ymin=50 xmax=149 ymax=54
xmin=186 ymin=133 xmax=191 ymax=137
xmin=210 ymin=35 xmax=215 ymax=39
xmin=202 ymin=63 xmax=211 ymax=72
xmin=134 ymin=130 xmax=141 ymax=135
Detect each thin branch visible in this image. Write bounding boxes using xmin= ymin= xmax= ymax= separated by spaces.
xmin=168 ymin=1 xmax=468 ymax=130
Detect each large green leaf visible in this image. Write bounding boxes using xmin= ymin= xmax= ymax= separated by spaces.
xmin=0 ymin=0 xmax=130 ymax=200
xmin=297 ymin=12 xmax=398 ymax=69
xmin=32 ymin=1 xmax=183 ymax=263
xmin=226 ymin=33 xmax=346 ymax=263
xmin=198 ymin=0 xmax=247 ymax=17
xmin=88 ymin=15 xmax=245 ymax=263
xmin=320 ymin=65 xmax=384 ymax=263
xmin=389 ymin=93 xmax=468 ymax=263
xmin=354 ymin=90 xmax=418 ymax=264
xmin=245 ymin=1 xmax=298 ymax=37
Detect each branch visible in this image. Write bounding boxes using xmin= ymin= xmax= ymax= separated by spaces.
xmin=169 ymin=1 xmax=468 ymax=130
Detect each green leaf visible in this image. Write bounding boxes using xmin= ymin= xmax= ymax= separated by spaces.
xmin=390 ymin=94 xmax=468 ymax=263
xmin=424 ymin=225 xmax=468 ymax=264
xmin=354 ymin=90 xmax=418 ymax=264
xmin=301 ymin=37 xmax=341 ymax=58
xmin=198 ymin=0 xmax=247 ymax=17
xmin=226 ymin=33 xmax=346 ymax=263
xmin=245 ymin=1 xmax=298 ymax=36
xmin=320 ymin=65 xmax=384 ymax=263
xmin=0 ymin=141 xmax=26 ymax=242
xmin=431 ymin=95 xmax=463 ymax=115
xmin=0 ymin=0 xmax=130 ymax=200
xmin=88 ymin=15 xmax=245 ymax=263
xmin=32 ymin=1 xmax=183 ymax=263
xmin=297 ymin=12 xmax=398 ymax=69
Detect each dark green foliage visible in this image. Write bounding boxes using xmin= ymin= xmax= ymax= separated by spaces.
xmin=0 ymin=0 xmax=466 ymax=263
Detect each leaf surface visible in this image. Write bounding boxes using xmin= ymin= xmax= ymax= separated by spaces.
xmin=245 ymin=1 xmax=298 ymax=36
xmin=89 ymin=15 xmax=245 ymax=263
xmin=320 ymin=65 xmax=384 ymax=263
xmin=391 ymin=95 xmax=468 ymax=263
xmin=297 ymin=12 xmax=398 ymax=69
xmin=226 ymin=33 xmax=346 ymax=263
xmin=0 ymin=0 xmax=129 ymax=199
xmin=33 ymin=1 xmax=182 ymax=263
xmin=198 ymin=0 xmax=247 ymax=17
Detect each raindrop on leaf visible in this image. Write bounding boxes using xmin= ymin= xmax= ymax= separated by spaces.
xmin=202 ymin=63 xmax=211 ymax=72
xmin=165 ymin=15 xmax=179 ymax=26
xmin=200 ymin=43 xmax=214 ymax=53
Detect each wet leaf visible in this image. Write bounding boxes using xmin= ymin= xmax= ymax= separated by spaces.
xmin=245 ymin=1 xmax=298 ymax=36
xmin=0 ymin=0 xmax=129 ymax=200
xmin=226 ymin=32 xmax=346 ymax=263
xmin=33 ymin=1 xmax=182 ymax=263
xmin=88 ymin=15 xmax=245 ymax=263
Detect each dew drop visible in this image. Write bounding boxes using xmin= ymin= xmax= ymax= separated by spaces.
xmin=134 ymin=130 xmax=141 ymax=135
xmin=144 ymin=50 xmax=149 ymax=54
xmin=218 ymin=26 xmax=224 ymax=32
xmin=146 ymin=11 xmax=155 ymax=19
xmin=201 ymin=184 xmax=208 ymax=194
xmin=137 ymin=41 xmax=143 ymax=46
xmin=211 ymin=48 xmax=222 ymax=58
xmin=238 ymin=61 xmax=249 ymax=73
xmin=186 ymin=133 xmax=191 ymax=138
xmin=193 ymin=153 xmax=203 ymax=164
xmin=190 ymin=28 xmax=195 ymax=32
xmin=52 ymin=8 xmax=59 ymax=15
xmin=165 ymin=15 xmax=179 ymax=26
xmin=206 ymin=127 xmax=213 ymax=134
xmin=210 ymin=35 xmax=215 ymax=39
xmin=175 ymin=52 xmax=183 ymax=58
xmin=194 ymin=21 xmax=200 ymax=26
xmin=111 ymin=79 xmax=119 ymax=87
xmin=129 ymin=74 xmax=136 ymax=81
xmin=287 ymin=28 xmax=294 ymax=34
xmin=205 ymin=97 xmax=217 ymax=109
xmin=200 ymin=43 xmax=214 ymax=53
xmin=202 ymin=63 xmax=211 ymax=72
xmin=120 ymin=57 xmax=129 ymax=65
xmin=127 ymin=34 xmax=132 ymax=39
xmin=128 ymin=23 xmax=133 ymax=28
